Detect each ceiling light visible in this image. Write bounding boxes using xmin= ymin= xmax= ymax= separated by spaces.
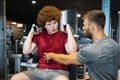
xmin=17 ymin=23 xmax=23 ymax=28
xmin=12 ymin=22 xmax=17 ymax=25
xmin=32 ymin=0 xmax=36 ymax=4
xmin=76 ymin=14 xmax=81 ymax=17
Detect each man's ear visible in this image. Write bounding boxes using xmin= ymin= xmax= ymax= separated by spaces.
xmin=90 ymin=23 xmax=95 ymax=31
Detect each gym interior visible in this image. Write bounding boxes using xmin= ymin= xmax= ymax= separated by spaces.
xmin=0 ymin=0 xmax=120 ymax=80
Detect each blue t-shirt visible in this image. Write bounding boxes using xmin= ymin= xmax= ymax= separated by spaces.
xmin=77 ymin=37 xmax=120 ymax=80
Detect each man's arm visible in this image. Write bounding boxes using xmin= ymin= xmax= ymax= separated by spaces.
xmin=65 ymin=24 xmax=78 ymax=53
xmin=23 ymin=27 xmax=37 ymax=54
xmin=44 ymin=52 xmax=80 ymax=65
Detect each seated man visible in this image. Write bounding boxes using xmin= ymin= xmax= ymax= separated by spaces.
xmin=11 ymin=5 xmax=78 ymax=80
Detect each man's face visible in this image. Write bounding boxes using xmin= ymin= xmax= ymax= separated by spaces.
xmin=82 ymin=19 xmax=92 ymax=39
xmin=44 ymin=20 xmax=58 ymax=35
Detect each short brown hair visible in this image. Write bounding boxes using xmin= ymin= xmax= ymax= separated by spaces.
xmin=37 ymin=5 xmax=61 ymax=27
xmin=83 ymin=10 xmax=105 ymax=29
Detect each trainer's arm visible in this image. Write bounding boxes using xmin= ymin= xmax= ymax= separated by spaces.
xmin=44 ymin=52 xmax=80 ymax=65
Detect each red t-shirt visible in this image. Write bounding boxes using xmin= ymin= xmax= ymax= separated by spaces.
xmin=32 ymin=31 xmax=68 ymax=71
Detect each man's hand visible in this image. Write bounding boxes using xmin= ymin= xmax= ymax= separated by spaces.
xmin=64 ymin=24 xmax=73 ymax=33
xmin=44 ymin=52 xmax=54 ymax=63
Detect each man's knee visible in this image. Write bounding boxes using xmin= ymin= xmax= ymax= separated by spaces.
xmin=54 ymin=75 xmax=68 ymax=80
xmin=10 ymin=73 xmax=29 ymax=80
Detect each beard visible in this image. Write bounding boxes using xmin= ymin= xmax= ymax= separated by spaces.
xmin=84 ymin=28 xmax=92 ymax=39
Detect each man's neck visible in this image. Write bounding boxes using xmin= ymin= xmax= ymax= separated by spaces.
xmin=92 ymin=32 xmax=106 ymax=42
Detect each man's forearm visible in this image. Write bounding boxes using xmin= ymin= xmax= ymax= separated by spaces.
xmin=65 ymin=24 xmax=78 ymax=53
xmin=45 ymin=52 xmax=80 ymax=65
xmin=49 ymin=53 xmax=69 ymax=65
xmin=23 ymin=32 xmax=33 ymax=54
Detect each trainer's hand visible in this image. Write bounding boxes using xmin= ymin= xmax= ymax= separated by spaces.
xmin=44 ymin=52 xmax=53 ymax=63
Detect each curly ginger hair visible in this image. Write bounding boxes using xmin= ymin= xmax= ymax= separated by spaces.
xmin=37 ymin=5 xmax=61 ymax=28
